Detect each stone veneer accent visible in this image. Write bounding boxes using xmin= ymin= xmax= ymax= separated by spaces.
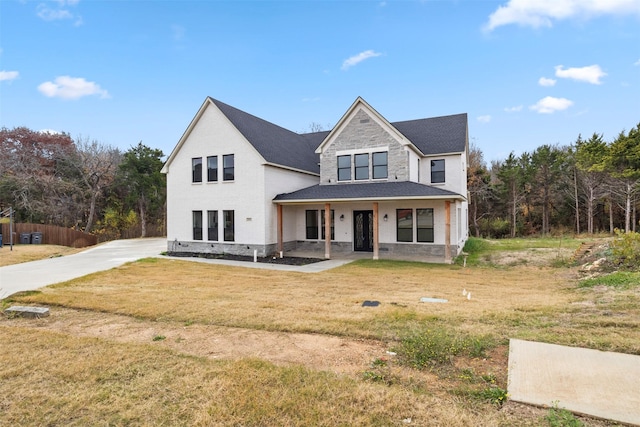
xmin=320 ymin=110 xmax=409 ymax=184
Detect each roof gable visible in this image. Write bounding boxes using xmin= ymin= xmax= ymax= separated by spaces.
xmin=315 ymin=97 xmax=417 ymax=155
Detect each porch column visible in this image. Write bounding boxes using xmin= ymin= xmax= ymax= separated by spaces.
xmin=444 ymin=201 xmax=451 ymax=264
xmin=277 ymin=204 xmax=283 ymax=254
xmin=324 ymin=203 xmax=331 ymax=259
xmin=372 ymin=202 xmax=379 ymax=260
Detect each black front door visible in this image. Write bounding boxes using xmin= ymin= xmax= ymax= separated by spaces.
xmin=353 ymin=210 xmax=373 ymax=252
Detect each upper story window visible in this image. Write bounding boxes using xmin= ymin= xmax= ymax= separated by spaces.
xmin=431 ymin=159 xmax=445 ymax=183
xmin=337 ymin=150 xmax=388 ymax=182
xmin=337 ymin=155 xmax=351 ymax=181
xmin=192 ymin=158 xmax=202 ymax=183
xmin=354 ymin=153 xmax=369 ymax=180
xmin=207 ymin=156 xmax=218 ymax=182
xmin=372 ymin=152 xmax=388 ymax=179
xmin=223 ymin=154 xmax=234 ymax=181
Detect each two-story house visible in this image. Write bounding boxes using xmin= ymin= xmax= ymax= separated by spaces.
xmin=161 ymin=96 xmax=468 ymax=263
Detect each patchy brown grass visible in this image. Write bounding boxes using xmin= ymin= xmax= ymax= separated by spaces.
xmin=0 ymin=244 xmax=82 ymax=267
xmin=2 ymin=252 xmax=636 ymax=426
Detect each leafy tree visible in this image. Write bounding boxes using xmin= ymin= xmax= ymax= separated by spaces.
xmin=531 ymin=145 xmax=565 ymax=235
xmin=574 ymin=133 xmax=609 ymax=234
xmin=495 ymin=152 xmax=526 ymax=237
xmin=0 ymin=127 xmax=76 ymax=224
xmin=115 ymin=142 xmax=165 ymax=237
xmin=604 ymin=124 xmax=640 ymax=232
xmin=467 ymin=142 xmax=493 ymax=237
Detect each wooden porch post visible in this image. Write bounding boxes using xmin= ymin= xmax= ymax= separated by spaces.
xmin=277 ymin=204 xmax=283 ymax=254
xmin=324 ymin=203 xmax=331 ymax=259
xmin=373 ymin=202 xmax=379 ymax=260
xmin=445 ymin=201 xmax=451 ymax=264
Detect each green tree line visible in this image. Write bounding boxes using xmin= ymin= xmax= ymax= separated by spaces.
xmin=469 ymin=122 xmax=640 ymax=237
xmin=0 ymin=127 xmax=165 ymax=240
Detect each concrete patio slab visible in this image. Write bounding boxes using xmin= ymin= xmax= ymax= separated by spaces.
xmin=508 ymin=339 xmax=640 ymax=426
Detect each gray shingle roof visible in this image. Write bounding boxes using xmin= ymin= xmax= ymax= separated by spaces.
xmin=392 ymin=113 xmax=467 ymax=155
xmin=274 ymin=181 xmax=464 ymax=202
xmin=211 ymin=98 xmax=467 ymax=173
xmin=211 ymin=98 xmax=321 ymax=174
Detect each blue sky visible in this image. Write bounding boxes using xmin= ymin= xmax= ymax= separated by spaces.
xmin=1 ymin=0 xmax=639 ymax=163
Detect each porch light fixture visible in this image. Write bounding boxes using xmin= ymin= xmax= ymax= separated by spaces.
xmin=383 ymin=214 xmax=388 ymax=221
xmin=340 ymin=214 xmax=344 ymax=221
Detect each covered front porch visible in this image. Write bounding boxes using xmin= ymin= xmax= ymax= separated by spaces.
xmin=273 ymin=182 xmax=466 ymax=263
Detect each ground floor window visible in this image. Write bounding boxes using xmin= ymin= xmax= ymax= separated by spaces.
xmin=193 ymin=210 xmax=203 ymax=240
xmin=417 ymin=208 xmax=434 ymax=242
xmin=396 ymin=209 xmax=413 ymax=242
xmin=223 ymin=210 xmax=234 ymax=241
xmin=305 ymin=210 xmax=319 ymax=239
xmin=207 ymin=210 xmax=218 ymax=241
xmin=397 ymin=208 xmax=434 ymax=243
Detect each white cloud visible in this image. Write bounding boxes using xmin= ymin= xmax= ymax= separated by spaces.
xmin=538 ymin=77 xmax=556 ymax=86
xmin=38 ymin=76 xmax=110 ymax=100
xmin=341 ymin=50 xmax=382 ymax=71
xmin=504 ymin=105 xmax=523 ymax=112
xmin=484 ymin=0 xmax=640 ymax=32
xmin=477 ymin=115 xmax=492 ymax=123
xmin=530 ymin=96 xmax=573 ymax=114
xmin=634 ymin=58 xmax=640 ymax=66
xmin=0 ymin=70 xmax=19 ymax=81
xmin=555 ymin=64 xmax=607 ymax=84
xmin=36 ymin=0 xmax=82 ymax=25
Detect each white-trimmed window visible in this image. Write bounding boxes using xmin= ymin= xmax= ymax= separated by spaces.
xmin=223 ymin=154 xmax=234 ymax=181
xmin=397 ymin=208 xmax=434 ymax=243
xmin=192 ymin=158 xmax=202 ymax=183
xmin=207 ymin=210 xmax=218 ymax=241
xmin=193 ymin=210 xmax=203 ymax=240
xmin=336 ymin=150 xmax=388 ymax=181
xmin=431 ymin=159 xmax=445 ymax=183
xmin=207 ymin=156 xmax=218 ymax=182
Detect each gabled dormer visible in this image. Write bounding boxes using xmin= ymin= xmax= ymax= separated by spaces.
xmin=315 ymin=97 xmax=422 ymax=185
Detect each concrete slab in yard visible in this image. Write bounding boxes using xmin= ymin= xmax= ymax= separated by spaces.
xmin=4 ymin=306 xmax=50 ymax=318
xmin=508 ymin=339 xmax=640 ymax=426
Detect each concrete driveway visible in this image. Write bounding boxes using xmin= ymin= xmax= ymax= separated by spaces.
xmin=0 ymin=238 xmax=166 ymax=299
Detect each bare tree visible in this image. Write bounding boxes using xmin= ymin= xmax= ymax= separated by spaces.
xmin=61 ymin=136 xmax=122 ymax=232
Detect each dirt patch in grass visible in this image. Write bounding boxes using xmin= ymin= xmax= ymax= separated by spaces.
xmin=1 ymin=307 xmax=388 ymax=375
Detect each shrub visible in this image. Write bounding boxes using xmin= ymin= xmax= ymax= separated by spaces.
xmin=609 ymin=230 xmax=640 ymax=270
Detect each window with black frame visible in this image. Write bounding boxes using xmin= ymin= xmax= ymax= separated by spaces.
xmin=207 ymin=210 xmax=218 ymax=241
xmin=192 ymin=158 xmax=202 ymax=183
xmin=354 ymin=153 xmax=369 ymax=180
xmin=193 ymin=210 xmax=203 ymax=240
xmin=396 ymin=208 xmax=413 ymax=242
xmin=431 ymin=159 xmax=445 ymax=183
xmin=417 ymin=208 xmax=434 ymax=242
xmin=372 ymin=152 xmax=388 ymax=179
xmin=337 ymin=155 xmax=351 ymax=181
xmin=207 ymin=156 xmax=218 ymax=182
xmin=223 ymin=210 xmax=234 ymax=241
xmin=305 ymin=210 xmax=319 ymax=239
xmin=223 ymin=154 xmax=234 ymax=181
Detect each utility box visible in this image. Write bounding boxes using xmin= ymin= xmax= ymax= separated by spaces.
xmin=31 ymin=232 xmax=43 ymax=244
xmin=20 ymin=233 xmax=31 ymax=244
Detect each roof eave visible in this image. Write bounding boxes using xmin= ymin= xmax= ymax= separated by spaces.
xmin=274 ymin=194 xmax=466 ymax=204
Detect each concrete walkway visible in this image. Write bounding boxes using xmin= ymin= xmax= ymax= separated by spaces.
xmin=0 ymin=239 xmax=352 ymax=299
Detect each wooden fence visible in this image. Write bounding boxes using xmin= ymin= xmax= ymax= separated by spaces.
xmin=0 ymin=223 xmax=98 ymax=248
